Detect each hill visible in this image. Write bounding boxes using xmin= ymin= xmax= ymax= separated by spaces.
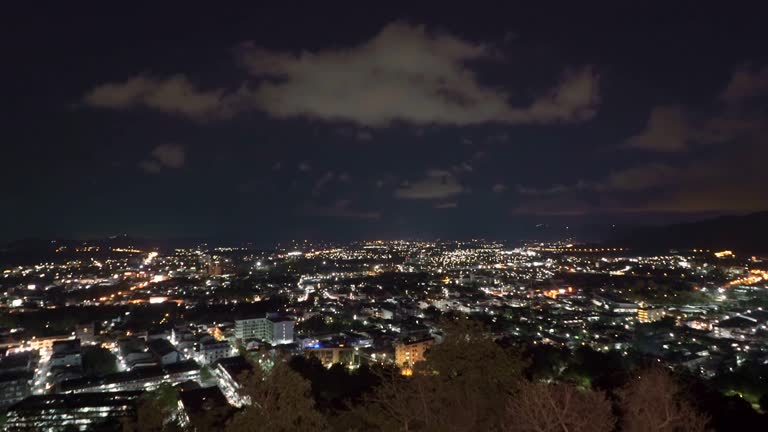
xmin=614 ymin=211 xmax=768 ymax=254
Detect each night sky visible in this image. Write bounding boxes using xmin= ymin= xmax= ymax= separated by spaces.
xmin=4 ymin=3 xmax=768 ymax=242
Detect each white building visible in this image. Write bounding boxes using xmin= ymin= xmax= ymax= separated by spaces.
xmin=197 ymin=341 xmax=232 ymax=365
xmin=234 ymin=314 xmax=294 ymax=345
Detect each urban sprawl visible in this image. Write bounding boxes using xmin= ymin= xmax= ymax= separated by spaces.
xmin=1 ymin=239 xmax=767 ymax=429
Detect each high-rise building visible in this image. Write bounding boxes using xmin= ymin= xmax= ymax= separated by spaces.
xmin=638 ymin=307 xmax=665 ymax=323
xmin=395 ymin=337 xmax=435 ymax=370
xmin=234 ymin=314 xmax=294 ymax=345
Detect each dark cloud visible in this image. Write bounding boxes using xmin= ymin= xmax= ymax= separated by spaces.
xmin=720 ymin=64 xmax=768 ymax=103
xmin=434 ymin=202 xmax=458 ymax=209
xmin=395 ymin=169 xmax=464 ymax=200
xmin=303 ymin=199 xmax=381 ymax=220
xmin=516 ymin=180 xmax=591 ymax=195
xmin=486 ymin=133 xmax=510 ymax=144
xmin=451 ymin=162 xmax=474 ymax=173
xmin=138 ymin=144 xmax=185 ymax=173
xmin=312 ymin=171 xmax=335 ymax=195
xmin=514 ymin=148 xmax=768 ymax=215
xmin=626 ymin=66 xmax=768 ymax=152
xmin=151 ymin=144 xmax=185 ymax=168
xmin=624 ymin=106 xmax=690 ymax=152
xmin=355 ymin=131 xmax=373 ymax=141
xmin=138 ymin=160 xmax=162 ymax=174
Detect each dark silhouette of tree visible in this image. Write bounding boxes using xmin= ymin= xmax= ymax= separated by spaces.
xmin=225 ymin=360 xmax=326 ymax=432
xmin=200 ymin=365 xmax=214 ymax=382
xmin=186 ymin=401 xmax=234 ymax=432
xmin=712 ymin=360 xmax=768 ymax=405
xmin=416 ymin=318 xmax=526 ymax=431
xmin=524 ymin=344 xmax=570 ymax=381
xmin=122 ymin=383 xmax=182 ymax=432
xmin=355 ymin=367 xmax=433 ymax=432
xmin=619 ymin=368 xmax=709 ymax=432
xmin=288 ymin=356 xmax=379 ymax=411
xmin=562 ymin=346 xmax=629 ymax=391
xmin=505 ymin=381 xmax=615 ymax=432
xmin=353 ymin=318 xmax=526 ymax=431
xmin=81 ymin=345 xmax=118 ymax=376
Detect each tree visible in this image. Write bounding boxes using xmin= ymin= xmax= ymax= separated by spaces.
xmin=562 ymin=346 xmax=628 ymax=391
xmin=123 ymin=383 xmax=182 ymax=432
xmin=524 ymin=344 xmax=570 ymax=382
xmin=356 ymin=367 xmax=434 ymax=432
xmin=81 ymin=345 xmax=118 ymax=376
xmin=619 ymin=368 xmax=709 ymax=432
xmin=225 ymin=360 xmax=326 ymax=432
xmin=351 ymin=318 xmax=526 ymax=432
xmin=505 ymin=381 xmax=615 ymax=432
xmin=415 ymin=318 xmax=526 ymax=431
xmin=186 ymin=396 xmax=235 ymax=432
xmin=421 ymin=318 xmax=524 ymax=386
xmin=200 ymin=365 xmax=214 ymax=382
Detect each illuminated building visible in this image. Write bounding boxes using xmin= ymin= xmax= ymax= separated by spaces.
xmin=75 ymin=322 xmax=95 ymax=345
xmin=4 ymin=391 xmax=141 ymax=431
xmin=146 ymin=339 xmax=181 ymax=366
xmin=305 ymin=344 xmax=359 ymax=367
xmin=26 ymin=335 xmax=73 ymax=353
xmin=637 ymin=307 xmax=665 ymax=323
xmin=208 ymin=261 xmax=224 ymax=276
xmin=713 ymin=315 xmax=760 ymax=339
xmin=234 ymin=314 xmax=294 ymax=345
xmin=213 ymin=356 xmax=252 ymax=407
xmin=60 ymin=360 xmax=200 ymax=393
xmin=395 ymin=337 xmax=435 ymax=370
xmin=177 ymin=386 xmax=233 ymax=429
xmin=196 ymin=341 xmax=232 ymax=365
xmin=591 ymin=294 xmax=638 ymax=314
xmin=50 ymin=339 xmax=82 ymax=368
xmin=0 ymin=372 xmax=34 ymax=410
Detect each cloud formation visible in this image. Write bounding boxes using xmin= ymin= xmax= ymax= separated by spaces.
xmin=624 ymin=106 xmax=690 ymax=152
xmin=514 ymin=148 xmax=768 ymax=215
xmin=721 ymin=65 xmax=768 ymax=103
xmin=139 ymin=144 xmax=185 ymax=173
xmin=84 ymin=75 xmax=232 ymax=119
xmin=492 ymin=183 xmax=508 ymax=193
xmin=395 ymin=169 xmax=464 ymax=200
xmin=434 ymin=202 xmax=458 ymax=209
xmin=82 ymin=22 xmax=599 ymax=127
xmin=237 ymin=22 xmax=599 ymax=126
xmin=626 ymin=65 xmax=768 ymax=152
xmin=303 ymin=199 xmax=380 ymax=220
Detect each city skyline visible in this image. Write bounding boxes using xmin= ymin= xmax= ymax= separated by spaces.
xmin=4 ymin=3 xmax=768 ymax=241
